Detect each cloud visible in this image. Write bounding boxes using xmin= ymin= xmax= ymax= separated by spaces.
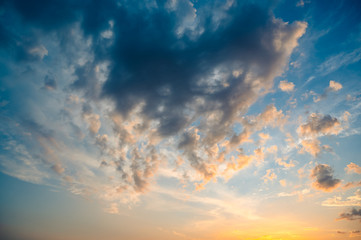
xmin=276 ymin=157 xmax=295 ymax=168
xmin=312 ymin=80 xmax=344 ymax=102
xmin=317 ymin=48 xmax=361 ymax=76
xmin=328 ymin=80 xmax=342 ymax=92
xmin=0 ymin=0 xmax=308 ymax=206
xmin=296 ymin=0 xmax=305 ymax=7
xmin=343 ymin=181 xmax=361 ymax=189
xmin=296 ymin=0 xmax=310 ymax=7
xmin=258 ymin=132 xmax=270 ymax=145
xmin=81 ymin=103 xmax=101 ymax=135
xmin=231 ymin=104 xmax=287 ymax=147
xmin=263 ymin=169 xmax=277 ymax=183
xmin=337 ymin=208 xmax=361 ymax=222
xmin=297 ymin=113 xmax=345 ymax=156
xmin=322 ymin=189 xmax=361 ymax=207
xmin=51 ymin=163 xmax=65 ymax=175
xmin=278 ymin=80 xmax=295 ymax=92
xmin=298 ymin=113 xmax=342 ymax=137
xmin=104 ymin=203 xmax=120 ymax=215
xmin=345 ymin=162 xmax=361 ymax=174
xmin=310 ymin=164 xmax=341 ymax=191
xmin=277 ymin=188 xmax=310 ymax=199
xmin=42 ymin=75 xmax=57 ymax=91
xmin=279 ymin=179 xmax=286 ymax=187
xmin=223 ymin=148 xmax=258 ymax=178
xmin=299 ymin=139 xmax=322 ymax=157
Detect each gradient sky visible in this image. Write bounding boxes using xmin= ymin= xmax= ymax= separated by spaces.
xmin=1 ymin=0 xmax=361 ymax=239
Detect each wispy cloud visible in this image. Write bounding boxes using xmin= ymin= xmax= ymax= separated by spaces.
xmin=317 ymin=48 xmax=361 ymax=76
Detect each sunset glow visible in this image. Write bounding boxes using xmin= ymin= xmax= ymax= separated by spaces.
xmin=0 ymin=0 xmax=361 ymax=239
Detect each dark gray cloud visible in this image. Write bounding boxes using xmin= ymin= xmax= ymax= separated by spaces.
xmin=311 ymin=164 xmax=341 ymax=191
xmin=338 ymin=208 xmax=361 ymax=222
xmin=97 ymin=1 xmax=305 ymax=185
xmin=2 ymin=0 xmax=78 ymax=31
xmin=102 ymin=1 xmax=297 ymax=135
xmin=298 ymin=113 xmax=341 ymax=137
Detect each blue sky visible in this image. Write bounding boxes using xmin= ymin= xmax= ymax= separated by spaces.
xmin=0 ymin=0 xmax=361 ymax=239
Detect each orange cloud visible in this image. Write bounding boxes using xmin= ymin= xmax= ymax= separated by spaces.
xmin=263 ymin=169 xmax=277 ymax=183
xmin=278 ymin=80 xmax=295 ymax=92
xmin=328 ymin=80 xmax=342 ymax=92
xmin=299 ymin=139 xmax=322 ymax=157
xmin=345 ymin=162 xmax=361 ymax=174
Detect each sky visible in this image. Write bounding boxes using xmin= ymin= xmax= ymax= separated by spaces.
xmin=0 ymin=0 xmax=361 ymax=239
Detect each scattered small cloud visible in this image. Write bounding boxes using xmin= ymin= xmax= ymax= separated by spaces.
xmin=276 ymin=157 xmax=295 ymax=168
xmin=328 ymin=80 xmax=342 ymax=92
xmin=278 ymin=80 xmax=295 ymax=92
xmin=263 ymin=169 xmax=277 ymax=183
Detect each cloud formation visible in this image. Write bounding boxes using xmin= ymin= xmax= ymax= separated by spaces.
xmin=0 ymin=0 xmax=308 ymax=204
xmin=337 ymin=208 xmax=361 ymax=222
xmin=310 ymin=164 xmax=341 ymax=191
